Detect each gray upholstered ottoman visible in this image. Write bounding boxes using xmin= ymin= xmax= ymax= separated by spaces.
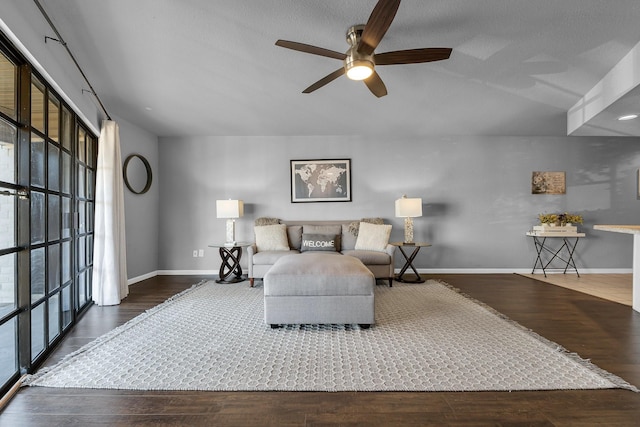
xmin=263 ymin=252 xmax=375 ymax=328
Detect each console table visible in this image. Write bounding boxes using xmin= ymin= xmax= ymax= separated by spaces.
xmin=526 ymin=231 xmax=585 ymax=277
xmin=208 ymin=242 xmax=251 ymax=284
xmin=593 ymin=225 xmax=640 ymax=313
xmin=390 ymin=242 xmax=431 ymax=284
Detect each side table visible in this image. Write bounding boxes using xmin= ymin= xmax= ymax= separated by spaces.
xmin=208 ymin=242 xmax=252 ymax=284
xmin=390 ymin=242 xmax=431 ymax=284
xmin=525 ymin=232 xmax=585 ymax=278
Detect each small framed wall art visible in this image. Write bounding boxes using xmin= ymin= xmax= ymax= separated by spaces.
xmin=290 ymin=159 xmax=351 ymax=203
xmin=532 ymin=171 xmax=566 ymax=195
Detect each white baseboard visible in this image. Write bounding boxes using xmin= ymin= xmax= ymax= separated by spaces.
xmin=400 ymin=268 xmax=633 ymax=274
xmin=129 ymin=268 xmax=633 ymax=283
xmin=156 ymin=270 xmax=219 ymax=276
xmin=127 ymin=271 xmax=158 ymax=286
xmin=128 ymin=270 xmax=219 ymax=286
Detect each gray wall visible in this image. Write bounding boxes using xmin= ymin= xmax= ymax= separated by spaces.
xmin=158 ymin=135 xmax=640 ymax=273
xmin=117 ymin=116 xmax=160 ymax=280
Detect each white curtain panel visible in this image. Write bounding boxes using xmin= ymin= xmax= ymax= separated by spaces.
xmin=92 ymin=120 xmax=128 ymax=306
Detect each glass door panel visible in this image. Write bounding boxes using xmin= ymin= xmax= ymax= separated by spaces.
xmin=77 ymin=127 xmax=85 ymax=164
xmin=61 ymin=151 xmax=71 ymax=194
xmin=0 ymin=47 xmax=18 ymax=394
xmin=47 ymin=142 xmax=59 ymax=192
xmin=61 ymin=107 xmax=72 ymax=151
xmin=78 ymin=200 xmax=85 ymax=234
xmin=77 ymin=165 xmax=85 ymax=199
xmin=0 ymin=318 xmax=17 ymax=387
xmin=30 ymin=78 xmax=45 ymax=133
xmin=31 ymin=302 xmax=45 ymax=361
xmin=30 ymin=191 xmax=44 ymax=245
xmin=0 ymin=51 xmax=16 ymax=119
xmin=47 ymin=97 xmax=59 ymax=143
xmin=0 ymin=253 xmax=15 ymax=318
xmin=61 ymin=196 xmax=71 ymax=238
xmin=61 ymin=284 xmax=71 ymax=328
xmin=47 ymin=243 xmax=60 ymax=292
xmin=61 ymin=240 xmax=71 ymax=284
xmin=0 ymin=188 xmax=15 ymax=249
xmin=30 ymin=248 xmax=45 ymax=303
xmin=77 ymin=272 xmax=86 ymax=308
xmin=47 ymin=194 xmax=60 ymax=241
xmin=30 ymin=134 xmax=45 ymax=188
xmin=0 ymin=119 xmax=16 ymax=184
xmin=48 ymin=293 xmax=60 ymax=343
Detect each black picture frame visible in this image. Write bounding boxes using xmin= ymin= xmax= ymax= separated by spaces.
xmin=290 ymin=159 xmax=351 ymax=203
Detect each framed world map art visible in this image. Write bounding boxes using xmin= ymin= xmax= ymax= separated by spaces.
xmin=290 ymin=159 xmax=351 ymax=203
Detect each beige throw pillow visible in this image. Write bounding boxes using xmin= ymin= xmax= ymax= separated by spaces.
xmin=254 ymin=224 xmax=290 ymax=251
xmin=354 ymin=222 xmax=392 ymax=252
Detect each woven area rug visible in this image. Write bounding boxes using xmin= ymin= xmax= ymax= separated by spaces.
xmin=24 ymin=280 xmax=638 ymax=392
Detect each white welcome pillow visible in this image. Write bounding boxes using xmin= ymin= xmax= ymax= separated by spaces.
xmin=354 ymin=222 xmax=392 ymax=252
xmin=254 ymin=224 xmax=290 ymax=251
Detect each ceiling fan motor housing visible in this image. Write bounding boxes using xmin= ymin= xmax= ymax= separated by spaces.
xmin=344 ymin=25 xmax=374 ymax=80
xmin=274 ymin=0 xmax=452 ymax=96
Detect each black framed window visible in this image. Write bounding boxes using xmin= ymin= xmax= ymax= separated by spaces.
xmin=0 ymin=32 xmax=97 ymax=396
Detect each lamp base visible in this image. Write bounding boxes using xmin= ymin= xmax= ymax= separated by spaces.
xmin=403 ymin=217 xmax=414 ymax=244
xmin=225 ymin=219 xmax=236 ymax=245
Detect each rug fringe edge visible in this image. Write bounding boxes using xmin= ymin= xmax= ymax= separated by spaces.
xmin=22 ymin=280 xmax=209 ymax=387
xmin=432 ymin=279 xmax=639 ymax=393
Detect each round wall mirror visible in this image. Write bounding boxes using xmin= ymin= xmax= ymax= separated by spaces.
xmin=123 ymin=154 xmax=152 ymax=194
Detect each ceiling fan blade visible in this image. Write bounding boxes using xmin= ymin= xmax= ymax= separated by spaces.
xmin=358 ymin=0 xmax=401 ymax=56
xmin=364 ymin=71 xmax=388 ymax=97
xmin=302 ymin=68 xmax=346 ymax=93
xmin=375 ymin=48 xmax=452 ymax=65
xmin=275 ymin=40 xmax=347 ymax=60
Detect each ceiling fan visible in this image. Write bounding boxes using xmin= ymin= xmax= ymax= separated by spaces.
xmin=275 ymin=0 xmax=452 ymax=98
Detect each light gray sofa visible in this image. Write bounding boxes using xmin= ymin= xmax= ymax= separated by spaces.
xmin=247 ymin=220 xmax=395 ymax=287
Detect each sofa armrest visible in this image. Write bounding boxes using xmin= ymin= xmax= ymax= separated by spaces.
xmin=384 ymin=243 xmax=395 ymax=258
xmin=247 ymin=243 xmax=257 ymax=278
xmin=247 ymin=243 xmax=258 ymax=256
xmin=385 ymin=244 xmax=396 ymax=276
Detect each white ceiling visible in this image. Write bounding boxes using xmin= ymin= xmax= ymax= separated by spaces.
xmin=39 ymin=0 xmax=640 ymax=138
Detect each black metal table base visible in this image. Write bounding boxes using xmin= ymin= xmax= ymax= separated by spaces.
xmin=395 ymin=245 xmax=425 ymax=284
xmin=216 ymin=246 xmax=246 ymax=283
xmin=530 ymin=236 xmax=581 ymax=278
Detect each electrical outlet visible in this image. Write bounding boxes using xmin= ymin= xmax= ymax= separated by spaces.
xmin=198 ymin=249 xmax=204 ymax=257
xmin=192 ymin=250 xmax=198 ymax=257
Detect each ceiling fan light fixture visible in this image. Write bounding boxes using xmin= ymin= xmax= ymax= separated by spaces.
xmin=346 ymin=60 xmax=374 ymax=80
xmin=617 ymin=114 xmax=638 ymax=121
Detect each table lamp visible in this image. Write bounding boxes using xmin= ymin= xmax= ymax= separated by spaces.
xmin=395 ymin=195 xmax=422 ymax=244
xmin=216 ymin=199 xmax=244 ymax=245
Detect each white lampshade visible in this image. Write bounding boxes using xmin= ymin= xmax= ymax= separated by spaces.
xmin=216 ymin=200 xmax=244 ymax=219
xmin=395 ymin=196 xmax=422 ymax=218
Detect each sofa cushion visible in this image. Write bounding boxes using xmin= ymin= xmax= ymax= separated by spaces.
xmin=252 ymin=250 xmax=300 ymax=265
xmin=255 ymin=217 xmax=281 ymax=226
xmin=302 ymin=225 xmax=343 ymax=251
xmin=285 ymin=225 xmax=303 ymax=250
xmin=354 ymin=222 xmax=392 ymax=252
xmin=255 ymin=224 xmax=290 ymax=251
xmin=341 ymin=224 xmax=358 ymax=251
xmin=300 ymin=233 xmax=339 ymax=252
xmin=342 ymin=249 xmax=391 ymax=265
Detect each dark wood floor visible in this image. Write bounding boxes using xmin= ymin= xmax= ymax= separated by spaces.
xmin=2 ymin=274 xmax=639 ymax=426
